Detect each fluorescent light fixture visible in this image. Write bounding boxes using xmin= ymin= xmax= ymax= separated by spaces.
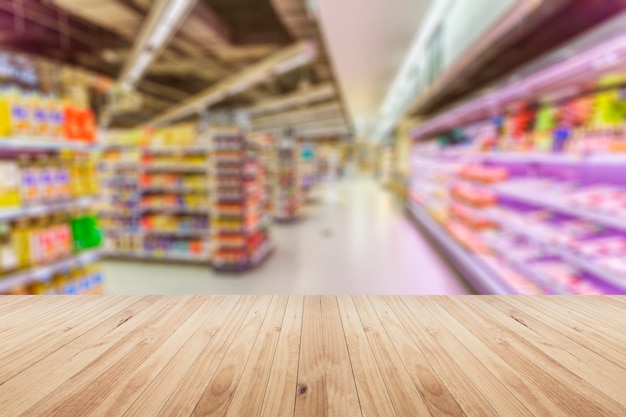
xmin=119 ymin=0 xmax=196 ymax=89
xmin=152 ymin=0 xmax=192 ymax=46
xmin=127 ymin=51 xmax=153 ymax=82
xmin=149 ymin=41 xmax=317 ymax=126
xmin=272 ymin=53 xmax=312 ymax=74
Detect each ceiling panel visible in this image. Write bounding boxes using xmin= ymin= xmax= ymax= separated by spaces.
xmin=315 ymin=0 xmax=432 ymax=136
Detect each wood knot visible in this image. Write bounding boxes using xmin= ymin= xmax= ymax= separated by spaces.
xmin=298 ymin=384 xmax=309 ymax=395
xmin=273 ymin=326 xmax=281 ymax=332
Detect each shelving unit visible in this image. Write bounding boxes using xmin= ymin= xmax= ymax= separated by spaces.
xmin=0 ymin=136 xmax=104 ymax=295
xmin=99 ymin=130 xmax=211 ymax=263
xmin=211 ymin=128 xmax=273 ymax=271
xmin=273 ymin=145 xmax=304 ymax=222
xmin=300 ymin=142 xmax=318 ymax=191
xmin=0 ymin=249 xmax=103 ymax=293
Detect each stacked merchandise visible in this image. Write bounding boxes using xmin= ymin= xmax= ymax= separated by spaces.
xmin=378 ymin=145 xmax=393 ymax=187
xmin=299 ymin=143 xmax=317 ymax=191
xmin=211 ymin=128 xmax=273 ymax=270
xmin=99 ymin=130 xmax=143 ymax=256
xmin=0 ymin=89 xmax=103 ymax=294
xmin=100 ymin=125 xmax=211 ymax=262
xmin=0 ymin=88 xmax=97 ymax=145
xmin=408 ymin=80 xmax=626 ymax=295
xmin=248 ymin=133 xmax=275 ymax=222
xmin=273 ymin=145 xmax=304 ymax=221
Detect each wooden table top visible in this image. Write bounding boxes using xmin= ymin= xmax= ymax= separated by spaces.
xmin=0 ymin=295 xmax=625 ymax=416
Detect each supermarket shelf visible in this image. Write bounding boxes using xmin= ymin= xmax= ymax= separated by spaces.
xmin=480 ymin=233 xmax=558 ymax=294
xmin=249 ymin=241 xmax=274 ymax=266
xmin=103 ymin=227 xmax=141 ymax=235
xmin=141 ymin=186 xmax=207 ymax=193
xmin=105 ymin=249 xmax=209 ymax=264
xmin=494 ymin=218 xmax=626 ymax=291
xmin=143 ymin=229 xmax=209 ymax=238
xmin=98 ymin=208 xmax=142 ymax=216
xmin=0 ymin=138 xmax=96 ymax=151
xmin=141 ymin=146 xmax=209 ymax=154
xmin=0 ymin=197 xmax=99 ymax=220
xmin=406 ymin=202 xmax=511 ymax=295
xmin=245 ymin=216 xmax=271 ymax=234
xmin=140 ymin=164 xmax=208 ymax=173
xmin=213 ymin=241 xmax=247 ymax=249
xmin=480 ymin=152 xmax=626 ymax=165
xmin=274 ymin=214 xmax=306 ymax=223
xmin=213 ymin=195 xmax=245 ymax=202
xmin=212 ymin=242 xmax=274 ymax=272
xmin=553 ymin=249 xmax=626 ymax=291
xmin=494 ymin=186 xmax=626 ymax=233
xmin=140 ymin=205 xmax=209 ymax=214
xmin=101 ymin=179 xmax=139 ymax=187
xmin=0 ymin=249 xmax=103 ymax=293
xmin=99 ymin=161 xmax=138 ymax=169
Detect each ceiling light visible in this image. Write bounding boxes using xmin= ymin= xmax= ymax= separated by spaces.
xmin=119 ymin=0 xmax=196 ymax=88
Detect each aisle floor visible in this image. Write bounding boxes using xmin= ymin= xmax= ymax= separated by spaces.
xmin=104 ymin=176 xmax=469 ymax=295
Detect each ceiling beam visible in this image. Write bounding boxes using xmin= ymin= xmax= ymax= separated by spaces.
xmin=148 ymin=40 xmax=317 ymax=126
xmin=247 ymin=82 xmax=336 ymax=117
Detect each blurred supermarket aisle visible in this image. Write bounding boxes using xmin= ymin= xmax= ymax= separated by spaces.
xmin=104 ymin=175 xmax=468 ymax=295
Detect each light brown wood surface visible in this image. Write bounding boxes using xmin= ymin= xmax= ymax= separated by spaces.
xmin=0 ymin=295 xmax=624 ymax=417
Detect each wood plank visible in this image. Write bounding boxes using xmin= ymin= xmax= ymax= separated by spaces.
xmin=504 ymin=296 xmax=626 ymax=370
xmin=350 ymin=295 xmax=433 ymax=417
xmin=0 ymin=295 xmax=145 ymax=384
xmin=0 ymin=296 xmax=624 ymax=417
xmin=0 ymin=295 xmax=37 ymax=317
xmin=413 ymin=297 xmax=546 ymax=416
xmin=153 ymin=295 xmax=271 ymax=417
xmin=383 ymin=296 xmax=500 ymax=417
xmin=258 ymin=295 xmax=304 ymax=417
xmin=121 ymin=296 xmax=245 ymax=417
xmin=466 ymin=296 xmax=626 ymax=403
xmin=320 ymin=296 xmax=362 ymax=417
xmin=61 ymin=296 xmax=226 ymax=417
xmin=294 ymin=295 xmax=328 ymax=417
xmin=189 ymin=295 xmax=277 ymax=417
xmin=0 ymin=296 xmax=175 ymax=416
xmin=336 ymin=295 xmax=397 ymax=417
xmin=20 ymin=296 xmax=207 ymax=417
xmin=0 ymin=296 xmax=127 ymax=363
xmin=368 ymin=295 xmax=465 ymax=417
xmin=0 ymin=296 xmax=85 ymax=335
xmin=223 ymin=295 xmax=289 ymax=417
xmin=551 ymin=297 xmax=626 ymax=335
xmin=439 ymin=296 xmax=626 ymax=416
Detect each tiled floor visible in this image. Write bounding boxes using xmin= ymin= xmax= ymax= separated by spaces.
xmin=104 ymin=175 xmax=470 ymax=295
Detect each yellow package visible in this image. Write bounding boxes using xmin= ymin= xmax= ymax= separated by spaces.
xmin=0 ymin=161 xmax=21 ymax=208
xmin=0 ymin=93 xmax=10 ymax=137
xmin=11 ymin=219 xmax=30 ymax=268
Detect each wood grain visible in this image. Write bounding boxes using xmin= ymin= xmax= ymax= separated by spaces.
xmin=0 ymin=295 xmax=622 ymax=417
xmin=294 ymin=295 xmax=328 ymax=417
xmin=258 ymin=295 xmax=304 ymax=417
